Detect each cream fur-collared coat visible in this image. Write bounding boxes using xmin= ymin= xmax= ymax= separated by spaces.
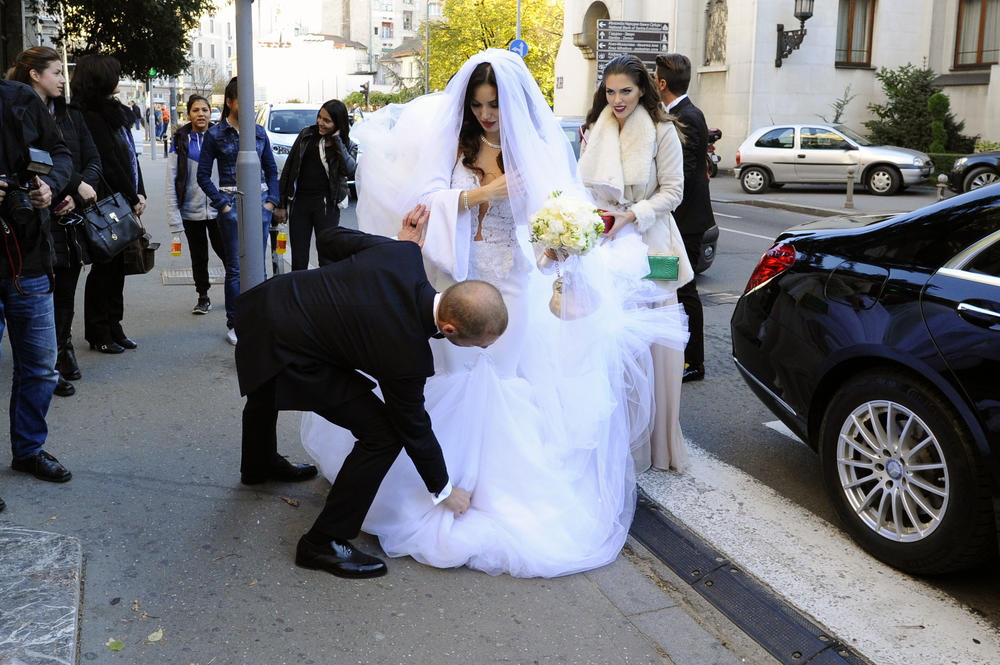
xmin=579 ymin=104 xmax=693 ymax=291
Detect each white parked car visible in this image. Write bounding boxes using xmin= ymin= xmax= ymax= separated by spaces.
xmin=734 ymin=123 xmax=933 ymax=196
xmin=255 ymin=103 xmax=320 ymax=173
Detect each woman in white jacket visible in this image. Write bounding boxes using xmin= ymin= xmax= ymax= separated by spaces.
xmin=579 ymin=54 xmax=693 ymax=473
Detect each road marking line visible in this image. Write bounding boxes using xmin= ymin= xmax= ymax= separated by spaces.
xmin=714 ymin=212 xmax=742 ymax=219
xmin=764 ymin=420 xmax=803 ymax=442
xmin=719 ymin=226 xmax=775 ymax=240
xmin=638 ymin=443 xmax=1000 ymax=665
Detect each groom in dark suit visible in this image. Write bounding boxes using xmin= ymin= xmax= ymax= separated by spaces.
xmin=655 ymin=53 xmax=715 ymax=383
xmin=235 ymin=205 xmax=507 ymax=578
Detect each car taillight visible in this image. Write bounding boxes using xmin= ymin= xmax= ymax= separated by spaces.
xmin=744 ymin=242 xmax=795 ymax=294
xmin=735 ymin=151 xmax=741 ymax=166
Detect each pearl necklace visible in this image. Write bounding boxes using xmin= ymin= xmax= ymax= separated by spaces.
xmin=480 ymin=135 xmax=501 ymax=150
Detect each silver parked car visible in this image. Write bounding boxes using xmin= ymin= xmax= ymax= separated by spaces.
xmin=734 ymin=123 xmax=933 ymax=196
xmin=255 ymin=103 xmax=320 ymax=173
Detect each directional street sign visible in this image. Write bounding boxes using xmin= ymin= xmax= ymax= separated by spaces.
xmin=509 ymin=39 xmax=529 ymax=59
xmin=596 ymin=20 xmax=669 ymax=76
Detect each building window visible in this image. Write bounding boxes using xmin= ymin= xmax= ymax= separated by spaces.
xmin=227 ymin=46 xmax=232 ymax=58
xmin=209 ymin=18 xmax=215 ymax=33
xmin=836 ymin=0 xmax=875 ymax=66
xmin=955 ymin=0 xmax=999 ymax=67
xmin=227 ymin=23 xmax=231 ymax=38
xmin=211 ymin=44 xmax=215 ymax=59
xmin=403 ymin=11 xmax=412 ymax=30
xmin=383 ymin=0 xmax=393 ymax=10
xmin=198 ymin=42 xmax=203 ymax=58
xmin=382 ymin=22 xmax=393 ymax=39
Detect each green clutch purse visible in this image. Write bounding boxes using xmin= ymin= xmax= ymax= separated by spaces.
xmin=644 ymin=255 xmax=679 ymax=281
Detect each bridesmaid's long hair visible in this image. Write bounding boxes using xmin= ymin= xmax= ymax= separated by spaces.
xmin=583 ymin=54 xmax=668 ymax=133
xmin=458 ymin=62 xmax=504 ymax=180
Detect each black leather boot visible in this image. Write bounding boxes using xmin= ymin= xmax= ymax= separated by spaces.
xmin=56 ymin=338 xmax=81 ymax=381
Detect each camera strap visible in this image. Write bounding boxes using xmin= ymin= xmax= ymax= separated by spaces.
xmin=0 ymin=217 xmax=54 ymax=296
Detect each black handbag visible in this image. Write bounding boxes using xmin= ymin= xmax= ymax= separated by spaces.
xmin=81 ymin=191 xmax=142 ymax=264
xmin=122 ymin=216 xmax=159 ymax=275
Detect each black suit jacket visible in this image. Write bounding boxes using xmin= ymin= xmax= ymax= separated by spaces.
xmin=670 ymin=97 xmax=715 ymax=236
xmin=234 ymin=227 xmax=447 ymax=493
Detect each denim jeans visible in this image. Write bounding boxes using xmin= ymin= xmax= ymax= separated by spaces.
xmin=0 ymin=275 xmax=58 ymax=460
xmin=219 ymin=191 xmax=273 ymax=330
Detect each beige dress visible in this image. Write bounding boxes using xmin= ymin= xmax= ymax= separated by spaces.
xmin=579 ymin=104 xmax=693 ymax=473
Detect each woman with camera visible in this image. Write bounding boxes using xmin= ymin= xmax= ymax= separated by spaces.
xmin=8 ymin=46 xmax=102 ymax=394
xmin=72 ymin=54 xmax=145 ymax=354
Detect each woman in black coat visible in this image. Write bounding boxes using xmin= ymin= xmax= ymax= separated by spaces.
xmin=71 ymin=54 xmax=145 ymax=354
xmin=274 ymin=99 xmax=357 ymax=270
xmin=8 ymin=46 xmax=103 ymax=392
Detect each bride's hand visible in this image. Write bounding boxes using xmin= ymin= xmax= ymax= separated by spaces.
xmin=602 ymin=209 xmax=635 ymax=242
xmin=480 ymin=174 xmax=508 ymax=202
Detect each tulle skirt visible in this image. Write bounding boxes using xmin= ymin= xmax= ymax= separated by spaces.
xmin=300 ymin=228 xmax=687 ymax=577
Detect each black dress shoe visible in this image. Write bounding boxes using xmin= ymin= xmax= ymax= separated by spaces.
xmin=295 ymin=535 xmax=387 ymax=579
xmin=113 ymin=336 xmax=137 ymax=350
xmin=90 ymin=341 xmax=125 ymax=354
xmin=11 ymin=450 xmax=72 ymax=483
xmin=682 ymin=364 xmax=705 ymax=383
xmin=54 ymin=375 xmax=76 ymax=397
xmin=241 ymin=456 xmax=318 ymax=485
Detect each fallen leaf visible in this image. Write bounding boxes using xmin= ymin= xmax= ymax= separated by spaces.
xmin=279 ymin=496 xmax=300 ymax=507
xmin=110 ymin=597 xmax=121 ymax=606
xmin=249 ymin=578 xmax=258 ymax=586
xmin=130 ymin=600 xmax=141 ymax=612
xmin=140 ymin=611 xmax=149 ymax=620
xmin=106 ymin=638 xmax=124 ymax=651
xmin=147 ymin=627 xmax=163 ymax=642
xmin=48 ymin=515 xmax=59 ymax=520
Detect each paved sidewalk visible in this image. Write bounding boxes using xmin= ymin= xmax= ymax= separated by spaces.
xmin=710 ymin=170 xmax=947 ymax=217
xmin=0 ymin=150 xmax=779 ymax=664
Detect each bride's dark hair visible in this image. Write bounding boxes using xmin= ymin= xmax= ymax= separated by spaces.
xmin=459 ymin=62 xmax=504 ymax=180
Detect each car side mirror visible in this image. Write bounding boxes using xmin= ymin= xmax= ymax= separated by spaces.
xmin=841 ymin=141 xmax=858 ymax=151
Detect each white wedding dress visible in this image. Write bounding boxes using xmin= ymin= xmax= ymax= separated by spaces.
xmin=301 ymin=159 xmax=687 ymax=578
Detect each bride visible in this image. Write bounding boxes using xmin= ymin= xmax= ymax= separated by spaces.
xmin=301 ymin=49 xmax=687 ymax=578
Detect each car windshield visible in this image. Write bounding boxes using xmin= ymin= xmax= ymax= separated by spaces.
xmin=268 ymin=109 xmax=317 ymax=134
xmin=833 ymin=125 xmax=873 ymax=146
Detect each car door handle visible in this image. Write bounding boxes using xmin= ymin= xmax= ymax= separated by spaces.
xmin=957 ymin=302 xmax=1000 ymax=327
xmin=797 ymin=154 xmax=806 ymax=158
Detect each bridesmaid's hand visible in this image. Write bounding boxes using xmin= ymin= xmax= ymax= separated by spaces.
xmin=602 ymin=209 xmax=635 ymax=242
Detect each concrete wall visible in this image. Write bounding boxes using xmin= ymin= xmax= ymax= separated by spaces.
xmin=556 ymin=0 xmax=997 ymax=168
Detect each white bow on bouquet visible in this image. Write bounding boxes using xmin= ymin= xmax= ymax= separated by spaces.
xmin=529 ymin=191 xmax=606 ymax=319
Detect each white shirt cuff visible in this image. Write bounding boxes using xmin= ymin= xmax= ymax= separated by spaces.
xmin=431 ymin=480 xmax=453 ymax=505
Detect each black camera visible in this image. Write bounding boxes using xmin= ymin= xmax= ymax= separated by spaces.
xmin=1 ymin=147 xmax=54 ymax=225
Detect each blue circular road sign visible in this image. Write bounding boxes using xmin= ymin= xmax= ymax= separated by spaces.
xmin=509 ymin=39 xmax=529 ymax=58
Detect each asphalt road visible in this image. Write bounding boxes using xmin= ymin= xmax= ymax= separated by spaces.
xmin=686 ymin=196 xmax=1000 ymax=629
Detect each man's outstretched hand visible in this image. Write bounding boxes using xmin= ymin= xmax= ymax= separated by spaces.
xmin=441 ymin=487 xmax=471 ymax=517
xmin=398 ymin=204 xmax=429 ymax=247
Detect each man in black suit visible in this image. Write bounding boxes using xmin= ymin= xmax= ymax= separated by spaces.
xmin=235 ymin=205 xmax=507 ymax=578
xmin=655 ymin=53 xmax=714 ymax=382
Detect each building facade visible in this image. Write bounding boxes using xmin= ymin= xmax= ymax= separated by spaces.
xmin=555 ymin=0 xmax=999 ymax=168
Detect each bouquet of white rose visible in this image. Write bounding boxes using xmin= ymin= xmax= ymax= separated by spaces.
xmin=529 ymin=191 xmax=605 ymax=256
xmin=529 ymin=191 xmax=605 ymax=319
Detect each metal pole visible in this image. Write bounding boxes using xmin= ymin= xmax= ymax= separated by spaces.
xmin=845 ymin=165 xmax=856 ymax=209
xmin=235 ymin=0 xmax=265 ymax=290
xmin=146 ymin=79 xmax=156 ymax=160
xmin=425 ymin=1 xmax=430 ymax=94
xmin=516 ymin=0 xmax=522 ymax=40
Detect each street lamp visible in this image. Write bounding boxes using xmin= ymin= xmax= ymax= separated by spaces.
xmin=775 ymin=0 xmax=814 ymax=67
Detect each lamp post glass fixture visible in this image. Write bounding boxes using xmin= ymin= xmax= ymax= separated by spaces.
xmin=776 ymin=0 xmax=814 ymax=67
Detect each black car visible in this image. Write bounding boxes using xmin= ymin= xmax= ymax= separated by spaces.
xmin=948 ymin=150 xmax=1000 ymax=193
xmin=731 ymin=187 xmax=1000 ymax=574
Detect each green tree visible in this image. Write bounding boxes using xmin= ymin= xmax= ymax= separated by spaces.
xmin=32 ymin=0 xmax=214 ymax=80
xmin=424 ymin=0 xmax=563 ymax=104
xmin=927 ymin=92 xmax=949 ymax=153
xmin=864 ymin=63 xmax=975 ymax=153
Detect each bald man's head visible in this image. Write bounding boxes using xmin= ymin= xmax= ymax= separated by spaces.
xmin=436 ymin=280 xmax=507 ymax=348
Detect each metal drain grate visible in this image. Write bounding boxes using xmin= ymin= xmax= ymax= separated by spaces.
xmin=630 ymin=492 xmax=870 ymax=665
xmin=160 ymin=267 xmax=225 ymax=286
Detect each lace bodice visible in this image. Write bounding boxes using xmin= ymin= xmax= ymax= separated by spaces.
xmin=468 ymin=198 xmax=518 ymax=283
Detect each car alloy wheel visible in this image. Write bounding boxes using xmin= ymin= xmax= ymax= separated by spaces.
xmin=963 ymin=166 xmax=1000 ymax=192
xmin=820 ymin=371 xmax=996 ymax=573
xmin=866 ymin=165 xmax=900 ymax=195
xmin=834 ymin=399 xmax=948 ymax=542
xmin=740 ymin=167 xmax=770 ymax=194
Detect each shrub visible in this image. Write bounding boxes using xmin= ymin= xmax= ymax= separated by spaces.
xmin=976 ymin=139 xmax=1000 ymax=152
xmin=927 ymin=93 xmax=949 ymax=153
xmin=927 ymin=153 xmax=965 ymax=175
